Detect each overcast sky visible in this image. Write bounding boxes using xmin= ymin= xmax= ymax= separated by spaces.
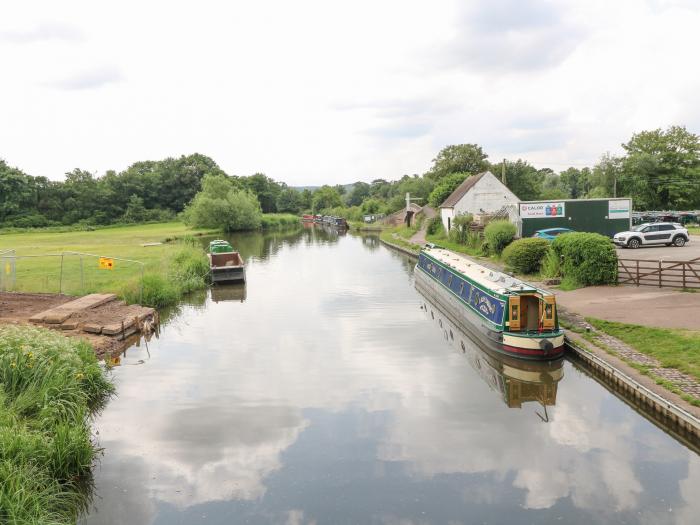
xmin=1 ymin=0 xmax=699 ymax=185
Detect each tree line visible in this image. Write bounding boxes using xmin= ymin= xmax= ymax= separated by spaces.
xmin=1 ymin=125 xmax=698 ymax=229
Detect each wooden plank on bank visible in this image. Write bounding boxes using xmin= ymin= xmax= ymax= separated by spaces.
xmin=30 ymin=293 xmax=117 ymax=324
xmin=100 ymin=306 xmax=155 ymax=335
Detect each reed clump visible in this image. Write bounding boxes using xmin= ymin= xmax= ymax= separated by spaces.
xmin=0 ymin=325 xmax=114 ymax=524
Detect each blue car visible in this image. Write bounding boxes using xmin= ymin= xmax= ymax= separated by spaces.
xmin=532 ymin=227 xmax=574 ymax=240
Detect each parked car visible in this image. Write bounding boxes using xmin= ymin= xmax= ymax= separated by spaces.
xmin=532 ymin=227 xmax=574 ymax=240
xmin=613 ymin=222 xmax=690 ymax=248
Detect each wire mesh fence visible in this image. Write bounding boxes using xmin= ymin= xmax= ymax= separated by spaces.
xmin=0 ymin=251 xmax=144 ymax=301
xmin=0 ymin=249 xmax=16 ymax=292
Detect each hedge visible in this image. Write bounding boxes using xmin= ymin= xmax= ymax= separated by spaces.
xmin=483 ymin=220 xmax=516 ymax=255
xmin=552 ymin=232 xmax=617 ymax=285
xmin=502 ymin=238 xmax=550 ymax=274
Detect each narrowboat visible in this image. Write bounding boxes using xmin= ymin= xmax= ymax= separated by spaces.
xmin=417 ymin=284 xmax=563 ymax=410
xmin=415 ymin=245 xmax=564 ymax=359
xmin=208 ymin=240 xmax=246 ymax=283
xmin=301 ymin=214 xmax=315 ymax=222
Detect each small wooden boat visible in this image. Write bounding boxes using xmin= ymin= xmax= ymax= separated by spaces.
xmin=415 ymin=245 xmax=564 ymax=360
xmin=208 ymin=240 xmax=245 ymax=283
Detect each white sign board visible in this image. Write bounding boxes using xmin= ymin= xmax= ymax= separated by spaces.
xmin=608 ymin=199 xmax=630 ymax=219
xmin=520 ymin=202 xmax=565 ymax=219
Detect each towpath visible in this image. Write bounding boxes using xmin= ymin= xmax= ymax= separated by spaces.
xmin=409 ymin=206 xmax=436 ymax=245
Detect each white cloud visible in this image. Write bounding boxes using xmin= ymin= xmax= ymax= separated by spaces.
xmin=1 ymin=0 xmax=699 ymax=184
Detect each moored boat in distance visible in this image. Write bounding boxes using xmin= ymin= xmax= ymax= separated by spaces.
xmin=208 ymin=240 xmax=246 ymax=283
xmin=415 ymin=245 xmax=564 ymax=360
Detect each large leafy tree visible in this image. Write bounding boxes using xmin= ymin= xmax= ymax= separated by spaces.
xmin=427 ymin=172 xmax=469 ymax=208
xmin=244 ymin=173 xmax=283 ymax=213
xmin=312 ymin=185 xmax=343 ymax=212
xmin=276 ymin=188 xmax=304 ymax=213
xmin=503 ymin=160 xmax=544 ymax=201
xmin=427 ymin=144 xmax=489 ymax=181
xmin=0 ymin=160 xmax=34 ymax=221
xmin=184 ymin=174 xmax=261 ymax=231
xmin=346 ymin=182 xmax=370 ymax=206
xmin=619 ymin=126 xmax=700 ymax=209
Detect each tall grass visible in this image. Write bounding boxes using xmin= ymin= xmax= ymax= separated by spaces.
xmin=260 ymin=213 xmax=301 ymax=230
xmin=121 ymin=238 xmax=210 ymax=307
xmin=0 ymin=326 xmax=114 ymax=524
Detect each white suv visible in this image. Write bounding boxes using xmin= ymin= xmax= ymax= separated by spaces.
xmin=614 ymin=222 xmax=690 ymax=248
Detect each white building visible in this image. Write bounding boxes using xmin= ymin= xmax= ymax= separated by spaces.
xmin=439 ymin=171 xmax=519 ymax=231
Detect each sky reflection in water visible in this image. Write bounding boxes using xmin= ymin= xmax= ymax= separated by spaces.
xmin=82 ymin=228 xmax=700 ymax=525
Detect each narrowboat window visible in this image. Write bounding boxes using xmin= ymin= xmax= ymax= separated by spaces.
xmin=511 ymin=305 xmax=519 ymax=320
xmin=447 ymin=274 xmax=453 ymax=287
xmin=545 ymin=304 xmax=553 ymax=318
xmin=459 ymin=282 xmax=464 ymax=295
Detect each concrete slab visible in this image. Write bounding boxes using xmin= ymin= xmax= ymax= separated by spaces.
xmin=615 ymin=235 xmax=700 ymax=261
xmin=31 ymin=293 xmax=117 ymax=324
xmin=556 ymin=285 xmax=700 ymax=330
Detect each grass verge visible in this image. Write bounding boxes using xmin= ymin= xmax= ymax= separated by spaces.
xmin=379 ymin=228 xmax=421 ymax=254
xmin=585 ymin=318 xmax=700 ymax=381
xmin=0 ymin=325 xmax=114 ymax=524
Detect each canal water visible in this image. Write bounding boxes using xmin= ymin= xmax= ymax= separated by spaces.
xmin=81 ymin=227 xmax=699 ymax=525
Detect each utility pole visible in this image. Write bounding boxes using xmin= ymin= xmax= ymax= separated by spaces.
xmin=501 ymin=159 xmax=507 ymax=185
xmin=405 ymin=192 xmax=422 ymax=228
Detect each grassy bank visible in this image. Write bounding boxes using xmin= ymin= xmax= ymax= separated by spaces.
xmin=0 ymin=325 xmax=114 ymax=524
xmin=379 ymin=227 xmax=421 ymax=254
xmin=0 ymin=222 xmax=215 ymax=308
xmin=586 ymin=318 xmax=700 ymax=382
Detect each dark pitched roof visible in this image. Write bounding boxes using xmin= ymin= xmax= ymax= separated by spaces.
xmin=439 ymin=171 xmax=489 ymax=208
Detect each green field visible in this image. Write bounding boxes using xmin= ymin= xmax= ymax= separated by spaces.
xmin=0 ymin=223 xmax=215 ymax=300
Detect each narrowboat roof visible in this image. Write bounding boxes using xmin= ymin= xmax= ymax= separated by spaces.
xmin=422 ymin=247 xmax=552 ymax=297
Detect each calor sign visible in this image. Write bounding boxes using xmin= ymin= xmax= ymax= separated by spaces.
xmin=520 ymin=202 xmax=565 ymax=219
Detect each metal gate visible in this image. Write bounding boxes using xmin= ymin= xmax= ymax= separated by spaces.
xmin=0 ymin=249 xmax=16 ymax=291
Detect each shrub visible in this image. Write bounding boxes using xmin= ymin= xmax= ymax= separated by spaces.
xmin=502 ymin=238 xmax=550 ymax=274
xmin=448 ymin=213 xmax=473 ymax=245
xmin=483 ymin=220 xmax=516 ymax=255
xmin=426 ymin=217 xmax=442 ymax=235
xmin=552 ymin=232 xmax=617 ymax=285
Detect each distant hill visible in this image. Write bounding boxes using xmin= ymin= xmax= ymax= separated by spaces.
xmin=291 ymin=183 xmax=356 ymax=193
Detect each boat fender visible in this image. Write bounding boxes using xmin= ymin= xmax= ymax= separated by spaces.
xmin=540 ymin=339 xmax=554 ymax=355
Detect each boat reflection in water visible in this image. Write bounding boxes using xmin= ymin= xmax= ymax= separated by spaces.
xmin=210 ymin=283 xmax=247 ymax=303
xmin=416 ymin=283 xmax=563 ymax=415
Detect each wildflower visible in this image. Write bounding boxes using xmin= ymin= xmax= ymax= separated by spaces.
xmin=76 ymin=372 xmax=84 ymax=380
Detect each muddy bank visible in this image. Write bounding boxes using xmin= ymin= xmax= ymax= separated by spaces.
xmin=0 ymin=292 xmax=158 ymax=357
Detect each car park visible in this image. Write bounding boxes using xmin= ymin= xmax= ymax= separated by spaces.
xmin=532 ymin=227 xmax=574 ymax=240
xmin=613 ymin=222 xmax=690 ymax=248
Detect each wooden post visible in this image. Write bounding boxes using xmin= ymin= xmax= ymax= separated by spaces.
xmin=636 ymin=260 xmax=639 ymax=286
xmin=683 ymin=263 xmax=687 ymax=289
xmin=658 ymin=261 xmax=662 ymax=288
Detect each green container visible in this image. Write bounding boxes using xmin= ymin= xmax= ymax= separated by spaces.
xmin=209 ymin=240 xmax=234 ymax=253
